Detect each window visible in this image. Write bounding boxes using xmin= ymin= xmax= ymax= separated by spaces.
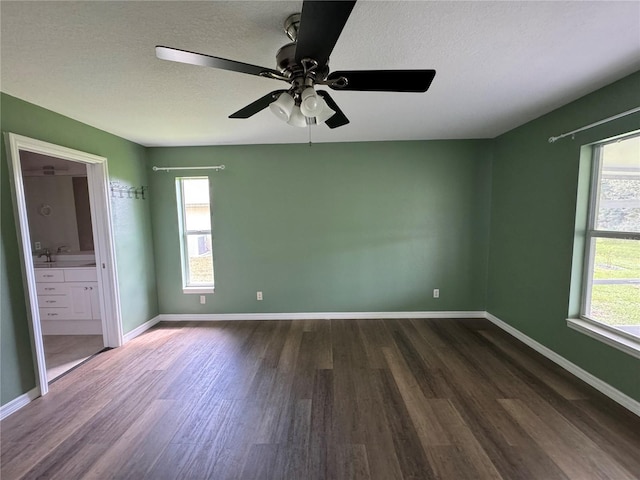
xmin=177 ymin=177 xmax=214 ymax=293
xmin=577 ymin=133 xmax=640 ymax=352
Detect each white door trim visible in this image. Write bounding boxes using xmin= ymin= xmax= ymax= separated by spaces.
xmin=4 ymin=133 xmax=123 ymax=397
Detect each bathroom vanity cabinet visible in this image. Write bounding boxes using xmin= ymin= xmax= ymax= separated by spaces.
xmin=35 ymin=267 xmax=101 ymax=334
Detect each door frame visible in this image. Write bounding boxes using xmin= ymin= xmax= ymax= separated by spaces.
xmin=4 ymin=133 xmax=123 ymax=396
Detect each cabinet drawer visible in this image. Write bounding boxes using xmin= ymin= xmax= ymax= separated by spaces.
xmin=35 ymin=270 xmax=64 ymax=283
xmin=64 ymin=268 xmax=97 ymax=282
xmin=39 ymin=307 xmax=70 ymax=319
xmin=36 ymin=283 xmax=67 ymax=295
xmin=38 ymin=295 xmax=70 ymax=308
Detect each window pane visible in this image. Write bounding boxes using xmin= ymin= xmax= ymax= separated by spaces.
xmin=183 ymin=178 xmax=210 ymax=204
xmin=596 ymin=136 xmax=640 ymax=233
xmin=183 ymin=178 xmax=211 ymax=231
xmin=186 ymin=234 xmax=213 ymax=284
xmin=588 ymin=238 xmax=640 ymax=334
xmin=185 ymin=203 xmax=211 ymax=231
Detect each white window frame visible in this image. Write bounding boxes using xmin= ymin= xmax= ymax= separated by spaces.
xmin=568 ymin=133 xmax=640 ymax=359
xmin=176 ymin=177 xmax=215 ymax=294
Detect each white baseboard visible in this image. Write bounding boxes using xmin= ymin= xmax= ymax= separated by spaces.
xmin=123 ymin=315 xmax=161 ymax=343
xmin=0 ymin=387 xmax=40 ymax=420
xmin=157 ymin=310 xmax=486 ymax=322
xmin=485 ymin=312 xmax=640 ymax=417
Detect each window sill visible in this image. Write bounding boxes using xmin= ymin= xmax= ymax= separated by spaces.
xmin=183 ymin=287 xmax=215 ymax=295
xmin=567 ymin=317 xmax=640 ymax=360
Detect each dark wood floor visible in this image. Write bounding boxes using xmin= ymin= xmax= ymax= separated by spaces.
xmin=1 ymin=319 xmax=639 ymax=480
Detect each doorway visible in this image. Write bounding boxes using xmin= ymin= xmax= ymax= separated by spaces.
xmin=21 ymin=154 xmax=104 ymax=381
xmin=5 ymin=133 xmax=123 ymax=396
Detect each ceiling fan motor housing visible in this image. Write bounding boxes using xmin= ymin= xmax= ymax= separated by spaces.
xmin=276 ymin=13 xmax=332 ymax=96
xmin=276 ymin=43 xmax=329 ymax=82
xmin=275 ymin=43 xmax=298 ymax=75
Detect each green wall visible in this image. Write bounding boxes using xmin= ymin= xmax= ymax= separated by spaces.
xmin=148 ymin=141 xmax=492 ymax=314
xmin=487 ymin=71 xmax=640 ymax=400
xmin=1 ymin=93 xmax=159 ymax=405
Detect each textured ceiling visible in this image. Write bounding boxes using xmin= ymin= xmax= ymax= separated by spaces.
xmin=2 ymin=1 xmax=639 ymax=147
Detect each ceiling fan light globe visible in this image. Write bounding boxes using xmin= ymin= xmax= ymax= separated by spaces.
xmin=269 ymin=92 xmax=294 ymax=121
xmin=300 ymin=87 xmax=321 ymax=117
xmin=287 ymin=106 xmax=307 ymax=127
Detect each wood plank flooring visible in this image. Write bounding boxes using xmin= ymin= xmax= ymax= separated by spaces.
xmin=1 ymin=319 xmax=639 ymax=480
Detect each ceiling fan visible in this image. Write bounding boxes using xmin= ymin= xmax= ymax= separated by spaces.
xmin=156 ymin=0 xmax=436 ymax=129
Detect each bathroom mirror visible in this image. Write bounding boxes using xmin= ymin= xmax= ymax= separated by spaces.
xmin=20 ymin=151 xmax=94 ymax=253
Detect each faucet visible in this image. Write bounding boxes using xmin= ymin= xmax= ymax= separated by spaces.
xmin=38 ymin=248 xmax=53 ymax=263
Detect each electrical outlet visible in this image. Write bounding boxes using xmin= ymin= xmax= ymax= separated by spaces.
xmin=200 ymin=295 xmax=206 ymax=304
xmin=433 ymin=288 xmax=440 ymax=298
xmin=35 ymin=242 xmax=41 ymax=250
xmin=257 ymin=291 xmax=263 ymax=301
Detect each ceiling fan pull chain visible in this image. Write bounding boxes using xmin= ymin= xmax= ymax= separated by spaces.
xmin=308 ymin=123 xmax=313 ymax=147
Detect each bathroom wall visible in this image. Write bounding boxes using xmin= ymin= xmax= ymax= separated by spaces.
xmin=72 ymin=177 xmax=93 ymax=251
xmin=23 ymin=175 xmax=82 ymax=253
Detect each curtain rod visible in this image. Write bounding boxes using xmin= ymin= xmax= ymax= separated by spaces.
xmin=548 ymin=106 xmax=640 ymax=143
xmin=152 ymin=165 xmax=225 ymax=172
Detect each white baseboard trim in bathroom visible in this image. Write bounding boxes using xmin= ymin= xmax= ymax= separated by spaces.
xmin=157 ymin=311 xmax=487 ymax=322
xmin=485 ymin=312 xmax=640 ymax=417
xmin=123 ymin=315 xmax=161 ymax=343
xmin=0 ymin=387 xmax=40 ymax=421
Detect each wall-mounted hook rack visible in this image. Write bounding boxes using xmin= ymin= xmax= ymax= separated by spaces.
xmin=110 ymin=182 xmax=147 ymax=200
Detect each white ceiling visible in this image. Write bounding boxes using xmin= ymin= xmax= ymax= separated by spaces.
xmin=2 ymin=1 xmax=639 ymax=147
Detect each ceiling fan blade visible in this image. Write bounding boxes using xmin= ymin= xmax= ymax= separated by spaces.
xmin=327 ymin=70 xmax=436 ymax=92
xmin=156 ymin=46 xmax=282 ymax=79
xmin=229 ymin=90 xmax=288 ymax=119
xmin=294 ymin=0 xmax=357 ymax=66
xmin=317 ymin=91 xmax=349 ymax=128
